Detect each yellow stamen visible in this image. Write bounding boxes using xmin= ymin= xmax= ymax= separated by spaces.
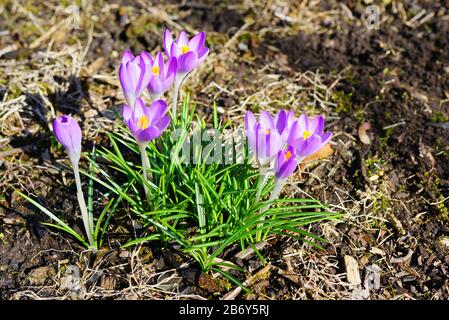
xmin=285 ymin=150 xmax=292 ymax=161
xmin=303 ymin=130 xmax=312 ymax=140
xmin=181 ymin=45 xmax=190 ymax=54
xmin=265 ymin=129 xmax=270 ymax=135
xmin=137 ymin=115 xmax=149 ymax=130
xmin=152 ymin=65 xmax=159 ymax=75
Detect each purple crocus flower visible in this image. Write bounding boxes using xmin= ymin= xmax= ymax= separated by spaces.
xmin=119 ymin=49 xmax=151 ymax=109
xmin=163 ymin=29 xmax=209 ymax=117
xmin=245 ymin=111 xmax=283 ymax=166
xmin=52 ymin=115 xmax=94 ymax=247
xmin=122 ymin=98 xmax=170 ymax=145
xmin=275 ymin=145 xmax=298 ymax=181
xmin=163 ymin=30 xmax=209 ymax=74
xmin=53 ymin=115 xmax=82 ymax=163
xmin=288 ymin=114 xmax=333 ymax=160
xmin=140 ymin=51 xmax=177 ymax=101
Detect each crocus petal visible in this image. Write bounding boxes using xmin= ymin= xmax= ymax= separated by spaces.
xmin=121 ymin=49 xmax=135 ymax=64
xmin=320 ymin=131 xmax=333 ymax=146
xmin=275 ymin=110 xmax=287 ymax=136
xmin=286 ymin=111 xmax=296 ymax=127
xmin=177 ymin=31 xmax=189 ymax=47
xmin=148 ymin=76 xmax=163 ymax=95
xmin=119 ymin=63 xmax=135 ymax=108
xmin=170 ymin=42 xmax=181 ymax=58
xmin=121 ymin=104 xmax=133 ymax=121
xmin=140 ymin=50 xmax=153 ymax=65
xmin=189 ymin=32 xmax=206 ymax=51
xmin=146 ymin=99 xmax=168 ymax=124
xmin=155 ymin=52 xmax=164 ymax=74
xmin=268 ymin=131 xmax=284 ymax=157
xmin=177 ymin=51 xmax=198 ymax=73
xmin=163 ymin=29 xmax=174 ymax=57
xmin=277 ymin=157 xmax=297 ymax=180
xmin=153 ymin=115 xmax=170 ymax=133
xmin=166 ymin=57 xmax=177 ymax=78
xmin=245 ymin=111 xmax=256 ymax=131
xmin=287 ymin=120 xmax=306 ymax=143
xmin=308 ymin=116 xmax=324 ymax=135
xmin=275 ymin=145 xmax=297 ymax=180
xmin=126 ymin=60 xmax=140 ymax=89
xmin=298 ymin=114 xmax=310 ymax=131
xmin=256 ymin=130 xmax=283 ymax=165
xmin=161 ymin=74 xmax=175 ymax=93
xmin=137 ymin=127 xmax=160 ymax=144
xmin=260 ymin=111 xmax=275 ymax=129
xmin=133 ymin=98 xmax=146 ymax=120
xmin=126 ymin=117 xmax=141 ymax=139
xmin=136 ymin=55 xmax=151 ymax=95
xmin=197 ymin=47 xmax=209 ymax=64
xmin=296 ymin=135 xmax=322 ymax=158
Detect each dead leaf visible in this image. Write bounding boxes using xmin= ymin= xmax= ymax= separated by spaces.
xmin=358 ymin=122 xmax=371 ymax=145
xmin=344 ymin=255 xmax=361 ymax=286
xmin=299 ymin=143 xmax=334 ymax=170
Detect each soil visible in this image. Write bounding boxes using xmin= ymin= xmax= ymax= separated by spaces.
xmin=1 ymin=1 xmax=449 ymax=299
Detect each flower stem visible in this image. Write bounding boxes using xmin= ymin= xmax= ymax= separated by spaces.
xmin=72 ymin=161 xmax=95 ymax=249
xmin=255 ymin=168 xmax=271 ymax=203
xmin=172 ymin=78 xmax=180 ymax=120
xmin=266 ymin=180 xmax=285 ymax=209
xmin=255 ymin=179 xmax=285 ymax=243
xmin=139 ymin=143 xmax=152 ymax=199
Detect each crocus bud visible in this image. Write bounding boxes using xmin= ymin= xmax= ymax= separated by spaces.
xmin=53 ymin=115 xmax=82 ymax=164
xmin=122 ymin=98 xmax=170 ymax=145
xmin=119 ymin=49 xmax=152 ymax=109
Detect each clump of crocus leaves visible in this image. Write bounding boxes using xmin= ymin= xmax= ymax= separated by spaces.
xmin=22 ymin=29 xmax=339 ymax=288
